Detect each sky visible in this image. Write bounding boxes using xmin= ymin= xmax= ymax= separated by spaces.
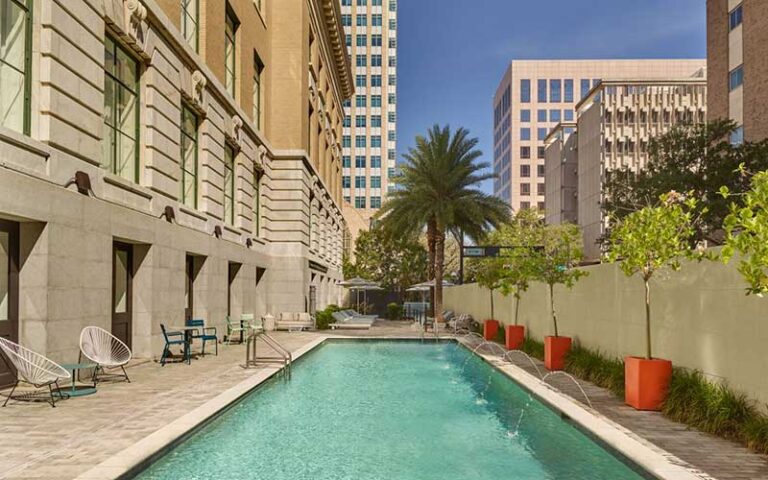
xmin=396 ymin=0 xmax=707 ymax=194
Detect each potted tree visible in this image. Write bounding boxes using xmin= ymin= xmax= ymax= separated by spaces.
xmin=607 ymin=192 xmax=702 ymax=410
xmin=721 ymin=171 xmax=768 ymax=295
xmin=534 ymin=223 xmax=586 ymax=370
xmin=475 ymin=259 xmax=502 ymax=341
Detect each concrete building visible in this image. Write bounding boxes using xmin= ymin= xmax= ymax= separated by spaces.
xmin=543 ymin=123 xmax=578 ymax=226
xmin=0 ymin=0 xmax=352 ymax=382
xmin=547 ymin=79 xmax=707 ymax=260
xmin=707 ymin=0 xmax=768 ymax=143
xmin=492 ymin=60 xmax=706 ymax=212
xmin=339 ymin=0 xmax=398 ymax=244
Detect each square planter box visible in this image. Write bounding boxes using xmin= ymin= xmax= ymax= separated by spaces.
xmin=625 ymin=356 xmax=672 ymax=411
xmin=544 ymin=336 xmax=572 ymax=371
xmin=505 ymin=325 xmax=525 ymax=350
xmin=483 ymin=319 xmax=500 ymax=341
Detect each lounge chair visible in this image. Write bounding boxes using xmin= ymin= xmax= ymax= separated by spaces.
xmin=79 ymin=326 xmax=133 ymax=383
xmin=186 ymin=319 xmax=218 ymax=356
xmin=160 ymin=324 xmax=190 ymax=366
xmin=330 ymin=311 xmax=374 ymax=330
xmin=343 ymin=309 xmax=377 ymax=320
xmin=226 ymin=315 xmax=248 ymax=344
xmin=275 ymin=312 xmax=314 ymax=331
xmin=0 ymin=337 xmax=70 ymax=407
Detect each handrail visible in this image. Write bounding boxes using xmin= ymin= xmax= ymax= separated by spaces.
xmin=245 ymin=331 xmax=292 ymax=378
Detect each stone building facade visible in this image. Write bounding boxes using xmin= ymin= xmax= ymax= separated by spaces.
xmin=0 ymin=0 xmax=352 ymax=374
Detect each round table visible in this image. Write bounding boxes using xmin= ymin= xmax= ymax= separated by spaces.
xmin=56 ymin=362 xmax=98 ymax=397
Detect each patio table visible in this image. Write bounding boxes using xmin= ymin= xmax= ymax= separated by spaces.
xmin=55 ymin=362 xmax=97 ymax=397
xmin=170 ymin=326 xmax=200 ymax=362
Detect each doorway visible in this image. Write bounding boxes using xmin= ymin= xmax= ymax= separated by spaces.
xmin=227 ymin=262 xmax=241 ymax=317
xmin=0 ymin=220 xmax=19 ymax=388
xmin=185 ymin=255 xmax=194 ymax=322
xmin=112 ymin=242 xmax=133 ymax=349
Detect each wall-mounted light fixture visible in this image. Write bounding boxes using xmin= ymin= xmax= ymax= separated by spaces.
xmin=160 ymin=206 xmax=176 ymax=223
xmin=246 ymin=238 xmax=253 ymax=248
xmin=63 ymin=171 xmax=92 ymax=196
xmin=213 ymin=226 xmax=222 ymax=238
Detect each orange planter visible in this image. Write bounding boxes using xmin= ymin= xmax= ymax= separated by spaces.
xmin=624 ymin=356 xmax=672 ymax=411
xmin=505 ymin=325 xmax=525 ymax=350
xmin=544 ymin=336 xmax=572 ymax=371
xmin=483 ymin=320 xmax=500 ymax=340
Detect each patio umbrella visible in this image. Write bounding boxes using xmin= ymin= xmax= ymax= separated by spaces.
xmin=406 ymin=279 xmax=455 ymax=320
xmin=338 ymin=277 xmax=378 ymax=311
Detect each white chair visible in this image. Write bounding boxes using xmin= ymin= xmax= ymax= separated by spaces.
xmin=79 ymin=326 xmax=133 ymax=383
xmin=0 ymin=337 xmax=70 ymax=407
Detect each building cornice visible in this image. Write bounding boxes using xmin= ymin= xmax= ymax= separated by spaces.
xmin=574 ymin=78 xmax=708 ymax=112
xmin=311 ymin=0 xmax=354 ymax=101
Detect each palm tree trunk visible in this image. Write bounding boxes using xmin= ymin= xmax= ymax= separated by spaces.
xmin=645 ymin=279 xmax=652 ymax=360
xmin=427 ymin=219 xmax=436 ymax=281
xmin=550 ymin=283 xmax=558 ymax=337
xmin=434 ymin=228 xmax=445 ymax=323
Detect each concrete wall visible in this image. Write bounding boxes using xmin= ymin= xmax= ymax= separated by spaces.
xmin=444 ymin=257 xmax=768 ymax=406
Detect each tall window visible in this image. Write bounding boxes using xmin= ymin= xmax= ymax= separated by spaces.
xmin=729 ymin=65 xmax=744 ymax=91
xmin=580 ymin=79 xmax=591 ymax=99
xmin=1 ymin=0 xmax=32 ymax=134
xmin=180 ymin=0 xmax=198 ymax=51
xmin=537 ymin=79 xmax=547 ymax=103
xmin=564 ymin=79 xmax=573 ymax=102
xmin=729 ymin=4 xmax=743 ymax=30
xmin=253 ymin=167 xmax=263 ymax=236
xmin=223 ymin=145 xmax=235 ymax=224
xmin=520 ymin=79 xmax=531 ymax=103
xmin=180 ymin=104 xmax=198 ymax=208
xmin=253 ymin=54 xmax=264 ymax=130
xmin=103 ymin=35 xmax=140 ymax=182
xmin=225 ymin=6 xmax=238 ymax=98
xmin=550 ymin=79 xmax=561 ymax=102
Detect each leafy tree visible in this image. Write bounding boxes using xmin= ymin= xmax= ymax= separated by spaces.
xmin=606 ymin=192 xmax=705 ymax=359
xmin=603 ymin=119 xmax=768 ymax=245
xmin=376 ymin=125 xmax=510 ymax=321
xmin=533 ymin=223 xmax=586 ymax=337
xmin=346 ymin=227 xmax=428 ymax=297
xmin=721 ymin=170 xmax=768 ymax=296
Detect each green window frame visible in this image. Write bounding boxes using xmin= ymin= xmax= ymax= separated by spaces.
xmin=180 ymin=0 xmax=198 ymax=52
xmin=253 ymin=53 xmax=263 ymax=130
xmin=103 ymin=34 xmax=140 ymax=183
xmin=1 ymin=0 xmax=33 ymax=135
xmin=253 ymin=167 xmax=263 ymax=236
xmin=224 ymin=6 xmax=238 ymax=98
xmin=223 ymin=144 xmax=236 ymax=225
xmin=180 ymin=104 xmax=198 ymax=209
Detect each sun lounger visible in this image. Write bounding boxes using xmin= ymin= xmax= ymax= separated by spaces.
xmin=330 ymin=311 xmax=374 ymax=330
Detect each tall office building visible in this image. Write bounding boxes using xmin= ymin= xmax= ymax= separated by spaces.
xmin=339 ymin=0 xmax=398 ymax=243
xmin=707 ymin=0 xmax=768 ymax=143
xmin=492 ymin=60 xmax=706 ymax=212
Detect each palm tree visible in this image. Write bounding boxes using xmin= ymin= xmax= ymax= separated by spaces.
xmin=376 ymin=125 xmax=510 ymax=322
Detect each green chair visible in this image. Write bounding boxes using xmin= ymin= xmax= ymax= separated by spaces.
xmin=226 ymin=316 xmax=247 ymax=344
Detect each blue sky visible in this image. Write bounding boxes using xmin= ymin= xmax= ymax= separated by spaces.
xmin=396 ymin=0 xmax=707 ymax=193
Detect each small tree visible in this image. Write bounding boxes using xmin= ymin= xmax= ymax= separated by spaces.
xmin=496 ymin=210 xmax=541 ymax=326
xmin=721 ymin=170 xmax=768 ymax=296
xmin=534 ymin=223 xmax=586 ymax=337
xmin=606 ymin=192 xmax=704 ymax=359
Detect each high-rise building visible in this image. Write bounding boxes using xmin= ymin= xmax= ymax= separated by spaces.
xmin=707 ymin=0 xmax=768 ymax=143
xmin=339 ymin=0 xmax=398 ymax=243
xmin=0 ymin=0 xmax=351 ymax=369
xmin=544 ymin=78 xmax=708 ymax=260
xmin=492 ymin=60 xmax=706 ymax=212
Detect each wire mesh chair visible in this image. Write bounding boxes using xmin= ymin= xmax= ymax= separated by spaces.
xmin=79 ymin=326 xmax=133 ymax=383
xmin=0 ymin=337 xmax=71 ymax=407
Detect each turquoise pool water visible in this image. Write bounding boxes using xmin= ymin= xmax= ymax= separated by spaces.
xmin=136 ymin=341 xmax=646 ymax=480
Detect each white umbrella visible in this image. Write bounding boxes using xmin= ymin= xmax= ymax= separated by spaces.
xmin=338 ymin=278 xmax=379 ymax=311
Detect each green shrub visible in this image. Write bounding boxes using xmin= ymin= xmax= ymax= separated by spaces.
xmin=564 ymin=345 xmax=625 ymax=397
xmin=314 ymin=305 xmax=342 ymax=330
xmin=520 ymin=336 xmax=544 ymax=361
xmin=493 ymin=323 xmax=506 ymax=345
xmin=386 ymin=303 xmax=403 ymax=320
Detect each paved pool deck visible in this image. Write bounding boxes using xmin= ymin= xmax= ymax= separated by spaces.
xmin=0 ymin=321 xmax=766 ymax=479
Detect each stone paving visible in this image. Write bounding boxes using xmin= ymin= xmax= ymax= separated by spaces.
xmin=0 ymin=321 xmax=767 ymax=479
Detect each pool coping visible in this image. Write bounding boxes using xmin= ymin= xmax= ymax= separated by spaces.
xmin=460 ymin=339 xmax=715 ymax=480
xmin=76 ymin=335 xmax=715 ymax=480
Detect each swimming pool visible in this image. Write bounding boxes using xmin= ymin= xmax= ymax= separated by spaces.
xmin=136 ymin=341 xmax=647 ymax=479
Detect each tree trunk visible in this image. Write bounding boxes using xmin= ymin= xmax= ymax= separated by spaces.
xmin=549 ymin=283 xmax=558 ymax=337
xmin=645 ymin=279 xmax=652 ymax=360
xmin=490 ymin=288 xmax=495 ymax=320
xmin=514 ymin=292 xmax=521 ymax=326
xmin=434 ymin=228 xmax=446 ymax=323
xmin=427 ymin=219 xmax=436 ymax=281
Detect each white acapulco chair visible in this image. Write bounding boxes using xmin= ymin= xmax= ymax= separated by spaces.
xmin=0 ymin=337 xmax=71 ymax=407
xmin=79 ymin=326 xmax=133 ymax=383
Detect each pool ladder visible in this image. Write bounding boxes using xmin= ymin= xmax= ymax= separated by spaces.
xmin=245 ymin=331 xmax=292 ymax=378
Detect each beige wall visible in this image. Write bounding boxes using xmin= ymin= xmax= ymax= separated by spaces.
xmin=444 ymin=256 xmax=768 ymax=407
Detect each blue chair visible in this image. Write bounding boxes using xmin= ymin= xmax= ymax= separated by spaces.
xmin=160 ymin=324 xmax=190 ymax=366
xmin=186 ymin=319 xmax=218 ymax=356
